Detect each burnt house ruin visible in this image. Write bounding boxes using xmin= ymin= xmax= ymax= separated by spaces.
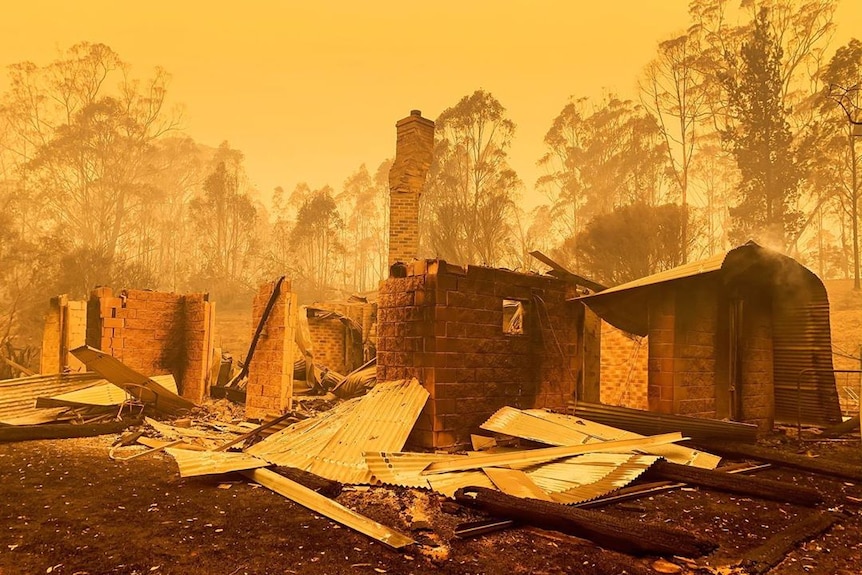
xmin=579 ymin=242 xmax=842 ymax=430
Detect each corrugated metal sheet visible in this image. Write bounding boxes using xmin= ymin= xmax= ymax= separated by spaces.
xmin=772 ymin=295 xmax=842 ymax=425
xmin=305 ymin=379 xmax=428 ymax=483
xmin=537 ymin=454 xmax=657 ymax=504
xmin=36 ymin=382 xmax=129 ymax=408
xmin=482 ymin=407 xmax=721 ymax=469
xmin=363 ymin=451 xmax=497 ymax=497
xmin=1 ymin=408 xmax=71 ymax=425
xmin=421 ymin=432 xmax=682 ymax=475
xmin=247 ymin=379 xmax=428 ymax=484
xmin=364 ymin=451 xmax=448 ymax=489
xmin=71 ymin=346 xmax=194 ymax=415
xmin=0 ymin=372 xmax=104 ymax=421
xmin=584 ymin=252 xmax=728 ymax=298
xmin=571 ymin=402 xmax=757 ymax=445
xmin=482 ymin=467 xmax=553 ymax=501
xmin=145 ymin=417 xmax=214 ymax=439
xmin=426 ymin=471 xmax=497 ymax=499
xmin=575 ymin=252 xmax=727 ymax=335
xmin=246 ymin=399 xmax=361 ymax=467
xmin=364 ymin=450 xmax=657 ymax=502
xmin=165 ymin=448 xmax=269 ymax=477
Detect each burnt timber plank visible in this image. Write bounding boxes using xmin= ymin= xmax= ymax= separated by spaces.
xmin=0 ymin=416 xmax=140 ymax=443
xmin=645 ymin=460 xmax=823 ymax=507
xmin=454 ymin=486 xmax=717 ymax=558
xmin=740 ymin=512 xmax=839 ymax=574
xmin=697 ymin=441 xmax=862 ymax=482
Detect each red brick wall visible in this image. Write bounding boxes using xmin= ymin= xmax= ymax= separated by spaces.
xmin=308 ymin=318 xmax=347 ymax=373
xmin=641 ymin=277 xmax=779 ymax=429
xmin=246 ymin=280 xmax=296 ymax=419
xmin=378 ymin=260 xmax=583 ymax=449
xmin=672 ymin=280 xmax=719 ymax=418
xmin=182 ymin=295 xmax=214 ymax=403
xmin=307 ymin=299 xmax=375 ymax=369
xmin=600 ymin=321 xmax=648 ymax=410
xmin=740 ymin=295 xmax=774 ymax=429
xmin=388 ymin=111 xmax=435 ymax=266
xmin=648 ymin=290 xmax=677 ymax=414
xmin=40 ymin=296 xmax=87 ymax=374
xmin=87 ymin=288 xmax=213 ymax=402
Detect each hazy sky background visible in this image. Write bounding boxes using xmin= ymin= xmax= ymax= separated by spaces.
xmin=2 ymin=1 xmax=861 ymax=206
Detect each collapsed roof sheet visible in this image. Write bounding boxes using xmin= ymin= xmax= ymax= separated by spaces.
xmin=525 ymin=453 xmax=658 ymax=504
xmin=0 ymin=372 xmax=104 ymax=422
xmin=365 ymin=450 xmax=659 ymax=503
xmin=35 ymin=375 xmax=177 ymax=409
xmin=482 ymin=406 xmax=720 ymax=469
xmin=166 ymin=448 xmax=269 ymax=477
xmin=248 ymin=378 xmax=428 ymax=484
xmin=71 ymin=346 xmax=194 ymax=416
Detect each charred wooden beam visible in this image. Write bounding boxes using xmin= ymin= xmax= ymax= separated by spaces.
xmin=454 ymin=486 xmax=717 ymax=558
xmin=820 ymin=415 xmax=860 ymax=439
xmin=644 ymin=460 xmax=823 ymax=507
xmin=0 ymin=416 xmax=141 ymax=443
xmin=272 ymin=466 xmax=342 ymax=498
xmin=697 ymin=441 xmax=862 ymax=483
xmin=740 ymin=512 xmax=839 ymax=574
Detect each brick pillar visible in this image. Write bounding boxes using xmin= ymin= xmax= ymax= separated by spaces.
xmin=647 ymin=292 xmax=676 ymax=414
xmin=388 ymin=110 xmax=435 ymax=266
xmin=246 ymin=280 xmax=297 ymax=420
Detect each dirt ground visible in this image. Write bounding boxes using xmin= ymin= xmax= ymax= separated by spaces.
xmin=1 ymin=430 xmax=861 ymax=575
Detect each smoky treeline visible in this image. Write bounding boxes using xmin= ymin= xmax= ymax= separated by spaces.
xmin=0 ymin=0 xmax=860 ymax=360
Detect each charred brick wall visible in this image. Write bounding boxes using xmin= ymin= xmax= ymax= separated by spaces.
xmin=246 ymin=280 xmax=296 ymax=420
xmin=378 ymin=260 xmax=583 ymax=449
xmin=86 ymin=287 xmax=213 ymax=402
xmin=600 ymin=321 xmax=648 ymax=410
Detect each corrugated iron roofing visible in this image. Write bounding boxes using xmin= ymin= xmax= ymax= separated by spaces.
xmin=246 ymin=398 xmax=361 ymax=467
xmin=363 ymin=451 xmax=497 ymax=497
xmin=483 ymin=467 xmax=553 ymax=501
xmin=364 ymin=450 xmax=658 ymax=502
xmin=482 ymin=407 xmax=720 ymax=469
xmin=37 ymin=382 xmax=129 ymax=408
xmin=538 ymin=454 xmax=658 ymax=504
xmin=165 ymin=448 xmax=269 ymax=477
xmin=0 ymin=372 xmax=104 ymax=421
xmin=306 ymin=379 xmax=428 ymax=483
xmin=247 ymin=379 xmax=428 ymax=484
xmin=772 ymin=299 xmax=842 ymax=425
xmin=580 ymin=251 xmax=728 ymax=300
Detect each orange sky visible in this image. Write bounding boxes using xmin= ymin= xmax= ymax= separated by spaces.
xmin=2 ymin=1 xmax=861 ymax=205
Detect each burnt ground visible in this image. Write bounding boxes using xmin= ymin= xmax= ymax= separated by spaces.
xmin=0 ymin=434 xmax=860 ymax=575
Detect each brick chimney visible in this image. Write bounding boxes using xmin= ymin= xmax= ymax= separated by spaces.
xmin=388 ymin=110 xmax=435 ymax=266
